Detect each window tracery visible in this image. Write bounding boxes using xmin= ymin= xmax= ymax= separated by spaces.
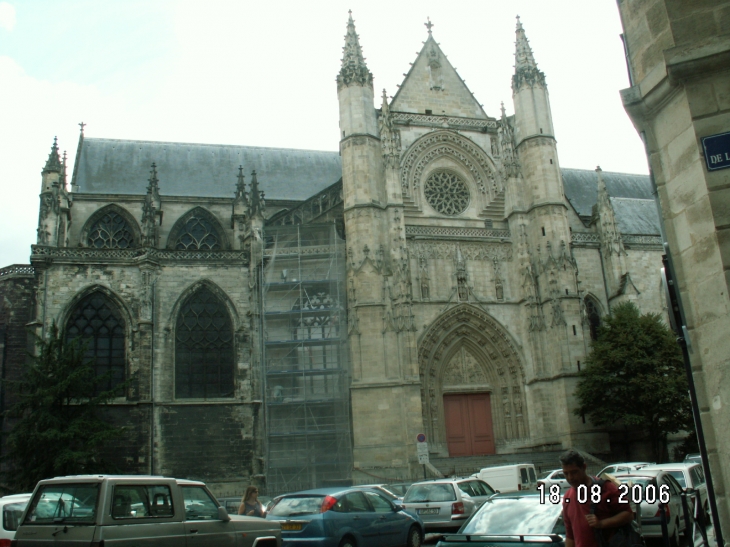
xmin=175 ymin=287 xmax=234 ymax=398
xmin=424 ymin=170 xmax=470 ymax=215
xmin=87 ymin=211 xmax=134 ymax=249
xmin=174 ymin=214 xmax=222 ymax=250
xmin=65 ymin=292 xmax=126 ymax=391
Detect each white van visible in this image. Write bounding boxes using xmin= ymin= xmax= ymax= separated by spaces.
xmin=474 ymin=464 xmax=538 ymax=493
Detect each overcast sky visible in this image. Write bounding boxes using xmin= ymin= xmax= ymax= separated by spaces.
xmin=0 ymin=0 xmax=649 ymax=267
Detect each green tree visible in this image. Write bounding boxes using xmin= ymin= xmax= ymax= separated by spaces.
xmin=2 ymin=324 xmax=128 ymax=492
xmin=574 ymin=302 xmax=690 ymax=462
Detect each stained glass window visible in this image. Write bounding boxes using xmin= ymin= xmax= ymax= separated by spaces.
xmin=424 ymin=170 xmax=470 ymax=216
xmin=175 ymin=287 xmax=234 ymax=398
xmin=87 ymin=211 xmax=134 ymax=249
xmin=174 ymin=214 xmax=222 ymax=250
xmin=65 ymin=292 xmax=126 ymax=391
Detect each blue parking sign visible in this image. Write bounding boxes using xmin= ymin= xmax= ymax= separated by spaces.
xmin=702 ymin=132 xmax=730 ymax=171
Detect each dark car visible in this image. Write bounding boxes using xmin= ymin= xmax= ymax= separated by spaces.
xmin=266 ymin=486 xmax=424 ymax=547
xmin=435 ymin=493 xmax=565 ymax=547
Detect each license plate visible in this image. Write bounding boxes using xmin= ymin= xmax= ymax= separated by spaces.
xmin=417 ymin=508 xmax=439 ymax=515
xmin=282 ymin=523 xmax=302 ymax=531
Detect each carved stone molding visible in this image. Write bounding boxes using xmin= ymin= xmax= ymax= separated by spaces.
xmin=391 ymin=112 xmax=498 ymax=131
xmin=400 ymin=131 xmax=500 ymax=199
xmin=406 ymin=225 xmax=511 ymax=240
xmin=409 ymin=241 xmax=513 ymax=262
xmin=30 ymin=245 xmax=250 ymax=264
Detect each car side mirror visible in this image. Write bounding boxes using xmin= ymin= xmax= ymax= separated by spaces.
xmin=218 ymin=506 xmax=231 ymax=522
xmin=393 ymin=504 xmax=403 ymax=512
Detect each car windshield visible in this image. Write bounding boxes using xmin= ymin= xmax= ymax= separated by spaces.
xmin=462 ymin=497 xmax=563 ymax=535
xmin=3 ymin=500 xmax=29 ymax=531
xmin=404 ymin=483 xmax=456 ymax=503
xmin=24 ymin=484 xmax=99 ymax=524
xmin=665 ymin=471 xmax=686 ymax=488
xmin=538 ymin=471 xmax=553 ymax=480
xmin=268 ymin=496 xmax=325 ymax=517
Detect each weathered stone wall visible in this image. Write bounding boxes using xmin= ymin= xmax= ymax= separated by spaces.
xmin=619 ymin=0 xmax=730 ymax=535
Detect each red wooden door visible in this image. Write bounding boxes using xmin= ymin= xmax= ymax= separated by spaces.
xmin=443 ymin=393 xmax=495 ymax=456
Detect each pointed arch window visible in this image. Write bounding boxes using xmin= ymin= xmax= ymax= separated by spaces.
xmin=174 ymin=214 xmax=222 ymax=250
xmin=87 ymin=211 xmax=135 ymax=249
xmin=175 ymin=287 xmax=234 ymax=398
xmin=585 ymin=297 xmax=601 ymax=341
xmin=65 ymin=292 xmax=126 ymax=391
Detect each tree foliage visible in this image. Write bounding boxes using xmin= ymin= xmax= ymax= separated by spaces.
xmin=574 ymin=302 xmax=690 ymax=462
xmin=2 ymin=324 xmax=127 ymax=492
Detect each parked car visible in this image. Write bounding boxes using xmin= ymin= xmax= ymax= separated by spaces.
xmin=473 ymin=464 xmax=537 ymax=493
xmin=13 ymin=475 xmax=282 ymax=547
xmin=385 ymin=483 xmax=413 ymax=498
xmin=401 ymin=478 xmax=496 ymax=533
xmin=613 ymin=470 xmax=690 ymax=547
xmin=597 ymin=462 xmax=653 ymax=476
xmin=1 ymin=493 xmax=31 ymax=546
xmin=435 ymin=492 xmax=565 ymax=547
xmin=536 ymin=469 xmax=568 ymax=489
xmin=640 ymin=462 xmax=708 ymax=521
xmin=266 ymin=486 xmax=424 ymax=547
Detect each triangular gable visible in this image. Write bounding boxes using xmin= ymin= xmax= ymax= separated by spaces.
xmin=390 ymin=36 xmax=488 ymax=119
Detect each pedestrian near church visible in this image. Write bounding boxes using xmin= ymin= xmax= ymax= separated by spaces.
xmin=238 ymin=486 xmax=266 ymax=517
xmin=560 ymin=450 xmax=634 ymax=547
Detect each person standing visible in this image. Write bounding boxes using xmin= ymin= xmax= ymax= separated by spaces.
xmin=238 ymin=486 xmax=266 ymax=517
xmin=561 ymin=449 xmax=633 ymax=547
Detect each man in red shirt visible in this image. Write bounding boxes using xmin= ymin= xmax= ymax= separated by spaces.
xmin=561 ymin=450 xmax=634 ymax=547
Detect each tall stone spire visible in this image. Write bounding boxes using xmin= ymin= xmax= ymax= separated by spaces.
xmin=141 ymin=163 xmax=162 ymax=246
xmin=337 ymin=11 xmax=373 ymax=90
xmin=512 ymin=16 xmax=545 ymax=91
xmin=42 ymin=137 xmax=63 ymax=174
xmin=248 ymin=170 xmax=265 ymax=218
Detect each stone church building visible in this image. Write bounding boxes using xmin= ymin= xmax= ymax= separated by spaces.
xmin=0 ymin=16 xmax=665 ymax=495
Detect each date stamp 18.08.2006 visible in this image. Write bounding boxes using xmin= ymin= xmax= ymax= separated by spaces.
xmin=537 ymin=483 xmax=670 ymax=505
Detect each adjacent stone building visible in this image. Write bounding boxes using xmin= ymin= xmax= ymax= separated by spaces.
xmin=1 ymin=16 xmax=666 ymax=495
xmin=617 ymin=0 xmax=730 ymax=537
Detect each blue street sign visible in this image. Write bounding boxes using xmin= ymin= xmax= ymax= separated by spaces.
xmin=702 ymin=131 xmax=730 ymax=171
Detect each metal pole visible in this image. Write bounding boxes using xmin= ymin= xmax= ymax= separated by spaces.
xmin=423 ymin=463 xmax=427 ymax=480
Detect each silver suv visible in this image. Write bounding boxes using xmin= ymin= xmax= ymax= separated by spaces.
xmin=401 ymin=478 xmax=496 ymax=532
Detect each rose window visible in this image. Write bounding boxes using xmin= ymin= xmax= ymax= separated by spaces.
xmin=424 ymin=171 xmax=470 ymax=215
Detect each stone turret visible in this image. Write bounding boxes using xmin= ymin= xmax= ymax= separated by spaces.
xmin=231 ymin=166 xmax=249 ymax=249
xmin=37 ymin=137 xmax=71 ymax=247
xmin=141 ymin=163 xmax=162 ymax=247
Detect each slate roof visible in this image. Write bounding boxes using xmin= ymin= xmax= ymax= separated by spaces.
xmin=611 ymin=197 xmax=661 ymax=235
xmin=72 ymin=138 xmax=343 ymax=201
xmin=561 ymin=168 xmax=659 ymax=235
xmin=71 ymin=138 xmax=659 ymax=234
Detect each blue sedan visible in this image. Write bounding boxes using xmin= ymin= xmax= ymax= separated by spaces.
xmin=266 ymin=487 xmax=425 ymax=547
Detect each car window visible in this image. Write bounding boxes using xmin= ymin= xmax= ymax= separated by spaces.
xmin=404 ymin=483 xmax=456 ymax=503
xmin=111 ymin=485 xmax=174 ymax=519
xmin=3 ymin=500 xmax=28 ymax=531
xmin=24 ymin=484 xmax=99 ymax=524
xmin=344 ymin=492 xmax=371 ymax=513
xmin=555 ymin=472 xmax=565 ymax=480
xmin=695 ymin=466 xmax=705 ymax=484
xmin=538 ymin=471 xmax=552 ymax=480
xmin=529 ymin=468 xmax=536 ymax=483
xmin=269 ymin=496 xmax=324 ymax=517
xmin=520 ymin=469 xmax=528 ymax=484
xmin=469 ymin=481 xmax=491 ymax=497
xmin=182 ymin=486 xmax=220 ymax=521
xmin=664 ymin=476 xmax=680 ymax=496
xmin=458 ymin=482 xmax=476 ymax=496
xmin=665 ymin=471 xmax=686 ymax=488
xmin=363 ymin=491 xmax=392 ymax=513
xmin=690 ymin=466 xmax=704 ymax=487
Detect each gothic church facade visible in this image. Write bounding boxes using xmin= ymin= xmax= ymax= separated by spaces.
xmin=0 ymin=16 xmax=664 ymax=494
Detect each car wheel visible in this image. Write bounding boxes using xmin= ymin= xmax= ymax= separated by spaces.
xmin=339 ymin=536 xmax=357 ymax=547
xmin=406 ymin=525 xmax=423 ymax=547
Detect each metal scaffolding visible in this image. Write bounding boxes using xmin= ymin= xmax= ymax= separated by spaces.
xmin=260 ymin=223 xmax=352 ymax=495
